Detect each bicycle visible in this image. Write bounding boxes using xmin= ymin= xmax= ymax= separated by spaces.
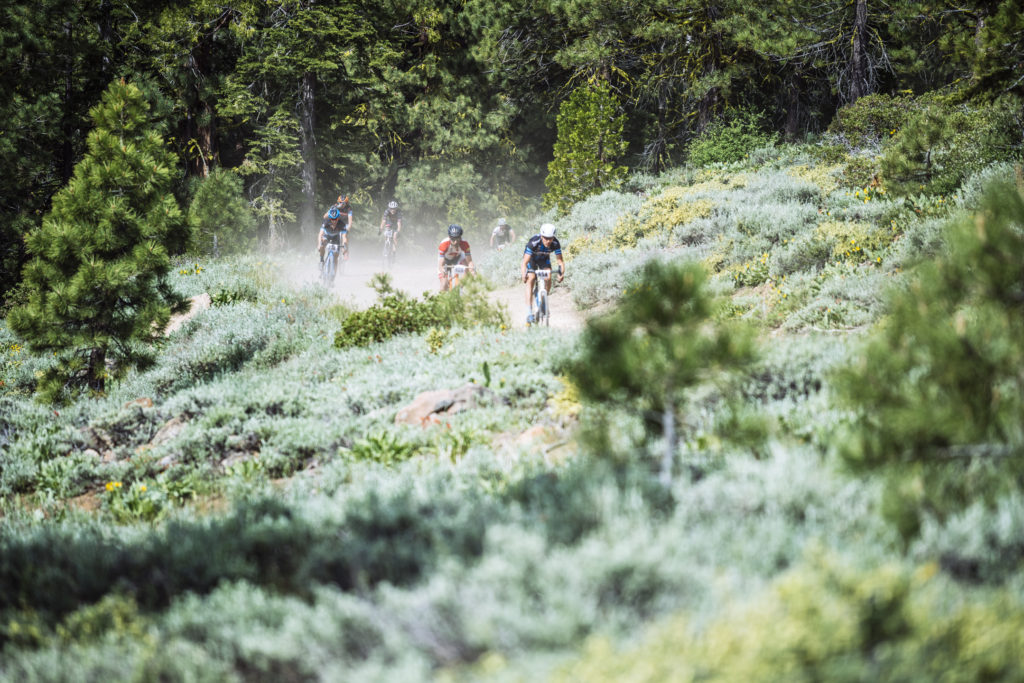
xmin=381 ymin=228 xmax=397 ymax=269
xmin=441 ymin=263 xmax=470 ymax=292
xmin=529 ymin=266 xmax=561 ymax=326
xmin=320 ymin=243 xmax=341 ymax=287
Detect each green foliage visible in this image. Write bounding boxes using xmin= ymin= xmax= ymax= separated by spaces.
xmin=570 ymin=261 xmax=755 ymax=479
xmin=881 ymin=95 xmax=1023 ymax=196
xmin=833 ymin=180 xmax=1024 ymax=538
xmin=333 ymin=276 xmax=506 ymax=349
xmin=188 ymin=168 xmax=257 ymax=255
xmin=344 ymin=431 xmax=420 ymax=467
xmin=6 ymin=80 xmax=188 ymax=403
xmin=544 ymin=82 xmax=629 ymax=215
xmin=686 ymin=110 xmax=778 ymax=168
xmin=828 ymin=93 xmax=916 ymax=145
xmin=556 ymin=553 xmax=1024 ymax=682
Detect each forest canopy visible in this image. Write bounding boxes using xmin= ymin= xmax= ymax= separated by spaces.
xmin=1 ymin=0 xmax=1022 ymax=301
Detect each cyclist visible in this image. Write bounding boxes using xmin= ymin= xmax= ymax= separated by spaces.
xmin=318 ymin=207 xmax=347 ymax=275
xmin=379 ymin=200 xmax=403 ymax=249
xmin=490 ymin=217 xmax=515 ymax=250
xmin=521 ymin=223 xmax=565 ymax=324
xmin=319 ymin=195 xmax=352 ymax=261
xmin=437 ymin=223 xmax=475 ymax=292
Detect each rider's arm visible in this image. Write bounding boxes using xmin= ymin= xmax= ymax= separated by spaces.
xmin=556 ymin=254 xmax=566 ymax=280
xmin=520 ymin=252 xmax=531 ymax=281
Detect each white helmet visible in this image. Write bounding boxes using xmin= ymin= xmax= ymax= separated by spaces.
xmin=540 ymin=223 xmax=556 ymax=238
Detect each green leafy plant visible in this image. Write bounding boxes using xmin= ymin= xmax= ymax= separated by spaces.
xmin=686 ymin=110 xmax=778 ymax=168
xmin=544 ymin=81 xmax=629 ymax=215
xmin=833 ymin=180 xmax=1024 ymax=539
xmin=570 ymin=261 xmax=755 ymax=483
xmin=188 ymin=168 xmax=257 ymax=255
xmin=881 ymin=96 xmax=1022 ymax=196
xmin=345 ymin=431 xmax=420 ymax=467
xmin=6 ymin=79 xmax=188 ymax=402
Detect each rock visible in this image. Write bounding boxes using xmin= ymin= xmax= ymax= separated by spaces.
xmin=151 ymin=416 xmax=187 ymax=446
xmin=124 ymin=397 xmax=154 ymax=409
xmin=82 ymin=448 xmax=101 ymax=459
xmin=165 ymin=293 xmax=211 ymax=335
xmin=394 ymin=384 xmax=506 ymax=426
xmin=81 ymin=426 xmax=115 ymax=451
xmin=157 ymin=453 xmax=179 ymax=469
xmin=516 ymin=424 xmax=550 ymax=445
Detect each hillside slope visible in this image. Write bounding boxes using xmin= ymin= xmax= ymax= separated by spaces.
xmin=2 ymin=151 xmax=1023 ymax=680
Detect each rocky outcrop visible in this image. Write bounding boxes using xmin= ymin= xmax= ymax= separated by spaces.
xmin=395 ymin=384 xmax=507 ymax=426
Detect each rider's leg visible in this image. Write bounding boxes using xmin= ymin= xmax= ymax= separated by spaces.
xmin=524 ymin=272 xmax=537 ymax=323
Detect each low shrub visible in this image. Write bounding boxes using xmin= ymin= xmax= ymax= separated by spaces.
xmin=828 ymin=92 xmax=916 ymax=145
xmin=881 ymin=95 xmax=1023 ymax=196
xmin=554 ymin=553 xmax=1024 ymax=682
xmin=686 ymin=110 xmax=779 ymax=167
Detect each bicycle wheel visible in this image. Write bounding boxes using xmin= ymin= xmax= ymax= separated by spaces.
xmin=326 ymin=252 xmax=337 ymax=286
xmin=538 ymin=286 xmax=549 ymax=326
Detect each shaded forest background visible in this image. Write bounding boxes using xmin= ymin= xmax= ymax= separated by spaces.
xmin=2 ymin=0 xmax=1022 ymax=299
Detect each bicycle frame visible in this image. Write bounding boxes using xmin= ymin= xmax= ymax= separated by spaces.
xmin=442 ymin=263 xmax=469 ymax=291
xmin=382 ymin=229 xmax=397 ymax=268
xmin=530 ymin=268 xmax=554 ymax=326
xmin=321 ymin=243 xmax=340 ymax=286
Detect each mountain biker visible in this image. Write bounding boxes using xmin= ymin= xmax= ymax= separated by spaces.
xmin=319 ymin=195 xmax=352 ymax=261
xmin=521 ymin=223 xmax=565 ymax=324
xmin=437 ymin=223 xmax=475 ymax=292
xmin=490 ymin=217 xmax=515 ymax=250
xmin=318 ymin=207 xmax=347 ymax=271
xmin=379 ymin=200 xmax=403 ymax=249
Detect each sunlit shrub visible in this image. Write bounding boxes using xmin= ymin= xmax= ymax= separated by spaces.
xmin=687 ymin=110 xmax=779 ymax=167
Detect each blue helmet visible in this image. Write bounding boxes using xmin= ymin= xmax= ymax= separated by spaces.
xmin=447 ymin=224 xmax=463 ymax=239
xmin=328 ymin=207 xmax=341 ymax=220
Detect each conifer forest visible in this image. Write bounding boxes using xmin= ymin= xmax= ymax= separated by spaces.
xmin=2 ymin=1 xmax=1024 ymax=679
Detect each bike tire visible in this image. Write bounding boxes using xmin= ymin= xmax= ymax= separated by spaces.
xmin=538 ymin=286 xmax=549 ymax=326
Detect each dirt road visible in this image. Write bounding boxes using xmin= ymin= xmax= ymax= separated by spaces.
xmin=277 ymin=238 xmax=583 ymax=330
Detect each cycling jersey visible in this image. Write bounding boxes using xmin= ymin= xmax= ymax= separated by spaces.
xmin=524 ymin=234 xmax=562 ymax=270
xmin=381 ymin=209 xmax=402 ymax=230
xmin=491 ymin=224 xmax=513 ymax=245
xmin=324 ymin=202 xmax=353 ymax=227
xmin=438 ymin=238 xmax=471 ymax=264
xmin=320 ymin=218 xmax=347 ymax=244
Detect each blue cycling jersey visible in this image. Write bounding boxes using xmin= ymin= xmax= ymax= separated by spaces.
xmin=320 ymin=219 xmax=347 ymax=243
xmin=524 ymin=234 xmax=562 ymax=269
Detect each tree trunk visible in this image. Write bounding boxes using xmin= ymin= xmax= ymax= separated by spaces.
xmin=87 ymin=347 xmax=106 ymax=394
xmin=659 ymin=396 xmax=676 ymax=486
xmin=849 ymin=0 xmax=869 ymax=101
xmin=299 ymin=71 xmax=318 ymax=233
xmin=785 ymin=70 xmax=803 ymax=140
xmin=60 ymin=20 xmax=75 ymax=184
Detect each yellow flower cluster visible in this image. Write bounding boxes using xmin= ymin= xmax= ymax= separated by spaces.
xmin=788 ymin=164 xmax=841 ymax=195
xmin=850 ymin=185 xmax=885 ymax=203
xmin=105 ymin=481 xmax=123 ymax=492
xmin=178 ymin=264 xmax=203 ymax=276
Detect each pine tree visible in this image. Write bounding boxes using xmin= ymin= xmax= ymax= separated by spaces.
xmin=834 ymin=178 xmax=1024 ymax=538
xmin=569 ymin=261 xmax=754 ymax=483
xmin=544 ymin=81 xmax=629 ymax=215
xmin=8 ymin=79 xmax=188 ymax=403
